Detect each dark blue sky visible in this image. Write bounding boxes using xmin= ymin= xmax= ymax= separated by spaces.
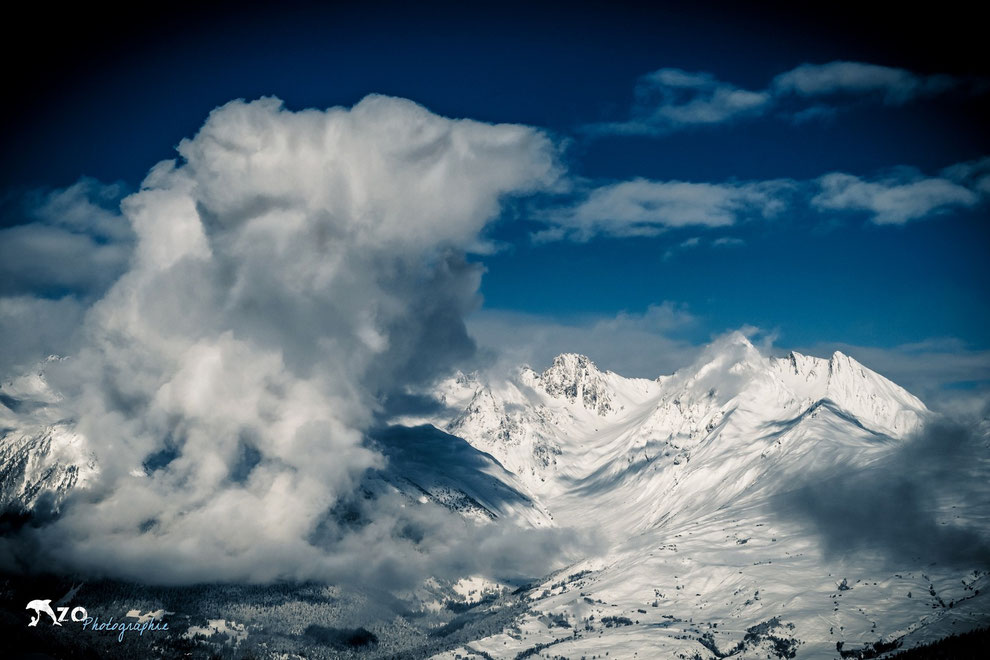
xmin=3 ymin=0 xmax=988 ymax=355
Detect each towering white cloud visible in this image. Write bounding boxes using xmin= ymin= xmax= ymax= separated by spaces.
xmin=3 ymin=94 xmax=563 ymax=583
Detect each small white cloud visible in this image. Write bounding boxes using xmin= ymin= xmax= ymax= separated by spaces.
xmin=536 ymin=156 xmax=988 ymax=243
xmin=662 ymin=236 xmax=703 ymax=261
xmin=545 ymin=178 xmax=791 ymax=241
xmin=812 ymin=170 xmax=979 ymax=224
xmin=589 ymin=68 xmax=770 ymax=135
xmin=590 ymin=60 xmax=966 ymax=136
xmin=712 ymin=236 xmax=745 ymax=247
xmin=772 ymin=61 xmax=955 ymax=105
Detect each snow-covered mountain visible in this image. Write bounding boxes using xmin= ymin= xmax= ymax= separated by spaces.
xmin=0 ymin=359 xmax=98 ymax=513
xmin=442 ymin=334 xmax=925 ymax=499
xmin=1 ymin=334 xmax=987 ymax=659
xmin=424 ymin=333 xmax=987 ymax=659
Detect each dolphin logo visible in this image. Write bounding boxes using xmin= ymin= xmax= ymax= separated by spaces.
xmin=26 ymin=599 xmax=62 ymax=627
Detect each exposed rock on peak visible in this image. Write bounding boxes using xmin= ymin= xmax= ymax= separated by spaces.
xmin=538 ymin=353 xmax=613 ymax=415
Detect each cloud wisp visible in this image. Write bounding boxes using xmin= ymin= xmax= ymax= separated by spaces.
xmin=589 ymin=60 xmax=974 ymax=136
xmin=0 ymin=95 xmax=587 ymax=585
xmin=0 ymin=179 xmax=132 ymax=298
xmin=812 ymin=170 xmax=980 ymax=224
xmin=593 ymin=68 xmax=771 ymax=135
xmin=0 ymin=179 xmax=134 ymax=374
xmin=535 ymin=156 xmax=988 ymax=241
xmin=467 ymin=302 xmax=701 ymax=380
xmin=536 ymin=178 xmax=793 ymax=242
xmin=771 ymin=61 xmax=957 ymax=105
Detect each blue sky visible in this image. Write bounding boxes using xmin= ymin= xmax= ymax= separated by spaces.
xmin=1 ymin=1 xmax=988 ymax=408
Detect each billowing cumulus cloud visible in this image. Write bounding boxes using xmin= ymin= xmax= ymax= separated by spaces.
xmin=0 ymin=95 xmax=575 ymax=585
xmin=591 ymin=60 xmax=971 ymax=136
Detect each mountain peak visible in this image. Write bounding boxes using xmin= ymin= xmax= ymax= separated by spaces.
xmin=549 ymin=352 xmax=598 ymax=369
xmin=771 ymin=348 xmax=927 ymax=435
xmin=538 ymin=353 xmax=613 ymax=415
xmin=676 ymin=331 xmax=766 ymax=388
xmin=710 ymin=331 xmax=762 ymax=361
xmin=828 ymin=349 xmax=863 ymax=375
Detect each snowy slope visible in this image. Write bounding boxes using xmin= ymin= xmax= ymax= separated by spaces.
xmin=0 ymin=359 xmax=98 ymax=512
xmin=431 ymin=333 xmax=989 ymax=659
xmin=442 ymin=335 xmax=926 ymax=505
xmin=1 ymin=335 xmax=986 ymax=659
xmin=370 ymin=424 xmax=553 ymax=527
xmin=769 ymin=349 xmax=926 ymax=437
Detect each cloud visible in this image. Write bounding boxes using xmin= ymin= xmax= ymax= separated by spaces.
xmin=0 ymin=297 xmax=87 ymax=375
xmin=0 ymin=224 xmax=132 ymax=296
xmin=662 ymin=235 xmax=746 ymax=260
xmin=0 ymin=179 xmax=133 ymax=298
xmin=467 ymin=303 xmax=701 ymax=379
xmin=591 ymin=60 xmax=968 ymax=136
xmin=589 ymin=68 xmax=770 ymax=135
xmin=771 ymin=61 xmax=956 ymax=105
xmin=662 ymin=236 xmax=700 ymax=261
xmin=943 ymin=155 xmax=990 ymax=196
xmin=712 ymin=236 xmax=745 ymax=247
xmin=0 ymin=179 xmax=132 ymax=372
xmin=541 ymin=178 xmax=792 ymax=241
xmin=29 ymin=177 xmax=132 ymax=241
xmin=0 ymin=95 xmax=568 ymax=585
xmin=779 ymin=418 xmax=990 ymax=569
xmin=812 ymin=170 xmax=980 ymax=224
xmin=536 ymin=156 xmax=988 ymax=242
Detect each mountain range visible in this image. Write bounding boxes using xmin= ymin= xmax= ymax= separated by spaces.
xmin=1 ymin=332 xmax=987 ymax=659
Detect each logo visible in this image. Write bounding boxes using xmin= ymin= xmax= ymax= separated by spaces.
xmin=26 ymin=599 xmax=87 ymax=627
xmin=25 ymin=599 xmax=170 ymax=642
